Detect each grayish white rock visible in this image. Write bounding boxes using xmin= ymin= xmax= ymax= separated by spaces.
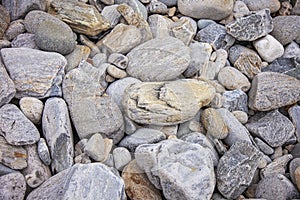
xmin=260 ymin=154 xmax=293 ymax=178
xmin=0 ymin=172 xmax=26 ymax=200
xmin=289 ymin=105 xmax=300 ymax=142
xmin=113 ymin=147 xmax=132 ymax=171
xmin=254 ymin=137 xmax=274 ymax=155
xmin=37 ymin=138 xmax=51 ymax=166
xmin=222 ymin=89 xmax=248 ymax=112
xmin=148 ymin=14 xmax=173 ymax=38
xmin=19 ymin=97 xmax=43 ymax=125
xmin=108 ymin=53 xmax=128 ymax=69
xmin=101 ymin=5 xmax=121 ymax=28
xmin=84 ymin=133 xmax=112 ymax=162
xmin=0 ymin=61 xmax=15 ymax=107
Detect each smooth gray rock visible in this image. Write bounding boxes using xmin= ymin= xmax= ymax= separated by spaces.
xmin=37 ymin=138 xmax=51 ymax=166
xmin=26 ymin=163 xmax=126 ymax=200
xmin=135 ymin=139 xmax=215 ymax=200
xmin=283 ymin=41 xmax=300 ymax=59
xmin=19 ymin=97 xmax=44 ymax=125
xmin=254 ymin=137 xmax=274 ymax=155
xmin=217 ymin=141 xmax=263 ymax=199
xmin=148 ymin=14 xmax=173 ymax=38
xmin=101 ymin=5 xmax=121 ymax=28
xmin=0 ymin=172 xmax=26 ymax=200
xmin=0 ymin=104 xmax=40 ymax=145
xmin=42 ymin=97 xmax=74 ymax=173
xmin=148 ymin=1 xmax=168 ymax=14
xmin=1 ymin=48 xmax=66 ymax=99
xmin=222 ymin=89 xmax=248 ymax=112
xmin=0 ymin=164 xmax=16 ymax=176
xmin=260 ymin=154 xmax=293 ymax=178
xmin=289 ymin=105 xmax=300 ymax=142
xmin=113 ymin=147 xmax=132 ymax=171
xmin=84 ymin=133 xmax=112 ymax=162
xmin=126 ymin=36 xmax=191 ymax=81
xmin=11 ymin=33 xmax=38 ymax=49
xmin=119 ymin=128 xmax=166 ymax=152
xmin=0 ymin=61 xmax=15 ymax=107
xmin=242 ymin=0 xmax=280 ymax=13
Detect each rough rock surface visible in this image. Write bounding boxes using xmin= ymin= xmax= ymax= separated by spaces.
xmin=19 ymin=97 xmax=43 ymax=125
xmin=0 ymin=5 xmax=10 ymax=39
xmin=289 ymin=105 xmax=300 ymax=142
xmin=0 ymin=172 xmax=26 ymax=200
xmin=0 ymin=61 xmax=15 ymax=107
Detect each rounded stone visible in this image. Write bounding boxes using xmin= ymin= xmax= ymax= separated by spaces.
xmin=0 ymin=172 xmax=26 ymax=200
xmin=231 ymin=110 xmax=248 ymax=124
xmin=19 ymin=97 xmax=44 ymax=125
xmin=107 ymin=64 xmax=127 ymax=79
xmin=242 ymin=0 xmax=281 ymax=13
xmin=112 ymin=147 xmax=132 ymax=171
xmin=35 ymin=20 xmax=76 ymax=55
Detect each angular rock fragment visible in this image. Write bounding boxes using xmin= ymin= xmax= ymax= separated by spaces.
xmin=289 ymin=105 xmax=300 ymax=142
xmin=0 ymin=172 xmax=26 ymax=200
xmin=0 ymin=61 xmax=15 ymax=107
xmin=171 ymin=17 xmax=197 ymax=46
xmin=222 ymin=89 xmax=248 ymax=112
xmin=4 ymin=19 xmax=25 ymax=41
xmin=260 ymin=154 xmax=293 ymax=178
xmin=115 ymin=0 xmax=148 ymax=20
xmin=148 ymin=14 xmax=173 ymax=38
xmin=101 ymin=5 xmax=121 ymax=28
xmin=84 ymin=133 xmax=112 ymax=162
xmin=11 ymin=33 xmax=38 ymax=49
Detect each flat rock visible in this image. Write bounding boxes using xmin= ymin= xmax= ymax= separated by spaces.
xmin=65 ymin=45 xmax=90 ymax=72
xmin=248 ymin=72 xmax=300 ymax=111
xmin=115 ymin=0 xmax=148 ymax=20
xmin=126 ymin=36 xmax=191 ymax=81
xmin=135 ymin=139 xmax=215 ymax=200
xmin=122 ymin=79 xmax=215 ymax=125
xmin=254 ymin=137 xmax=274 ymax=155
xmin=148 ymin=14 xmax=173 ymax=38
xmin=19 ymin=97 xmax=44 ymax=125
xmin=217 ymin=141 xmax=263 ymax=199
xmin=0 ymin=61 xmax=15 ymax=107
xmin=42 ymin=97 xmax=74 ymax=173
xmin=27 ymin=163 xmax=126 ymax=200
xmin=0 ymin=5 xmax=10 ymax=39
xmin=0 ymin=104 xmax=40 ymax=146
xmin=246 ymin=110 xmax=294 ymax=147
xmin=289 ymin=105 xmax=300 ymax=142
xmin=1 ymin=48 xmax=66 ymax=99
xmin=242 ymin=0 xmax=281 ymax=13
xmin=0 ymin=172 xmax=26 ymax=200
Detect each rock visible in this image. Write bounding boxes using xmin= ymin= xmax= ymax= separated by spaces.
xmin=11 ymin=33 xmax=38 ymax=49
xmin=201 ymin=108 xmax=228 ymax=139
xmin=119 ymin=128 xmax=166 ymax=152
xmin=283 ymin=42 xmax=300 ymax=59
xmin=92 ymin=53 xmax=107 ymax=68
xmin=217 ymin=141 xmax=263 ymax=199
xmin=246 ymin=110 xmax=294 ymax=147
xmin=289 ymin=105 xmax=300 ymax=142
xmin=0 ymin=172 xmax=26 ymax=200
xmin=217 ymin=66 xmax=251 ymax=92
xmin=231 ymin=0 xmax=250 ymax=18
xmin=256 ymin=174 xmax=299 ymax=200
xmin=5 ymin=19 xmax=25 ymax=41
xmin=108 ymin=53 xmax=128 ymax=69
xmin=148 ymin=1 xmax=168 ymax=14
xmin=19 ymin=97 xmax=43 ymax=125
xmin=253 ymin=35 xmax=284 ymax=63
xmin=248 ymin=72 xmax=300 ymax=111
xmin=291 ymin=143 xmax=300 ymax=158
xmin=37 ymin=138 xmax=51 ymax=166
xmin=0 ymin=104 xmax=40 ymax=146
xmin=226 ymin=9 xmax=273 ymax=41
xmin=295 ymin=166 xmax=300 ymax=191
xmin=0 ymin=164 xmax=15 ymax=176
xmin=148 ymin=14 xmax=173 ymax=38
xmin=0 ymin=61 xmax=15 ymax=107
xmin=122 ymin=159 xmax=162 ymax=200
xmin=1 ymin=48 xmax=66 ymax=99
xmin=113 ymin=147 xmax=132 ymax=171
xmin=231 ymin=110 xmax=248 ymax=124
xmin=65 ymin=45 xmax=90 ymax=72
xmin=116 ymin=0 xmax=148 ymax=20
xmin=27 ymin=163 xmax=126 ymax=200
xmin=222 ymin=89 xmax=248 ymax=112
xmin=122 ymin=79 xmax=215 ymax=125
xmin=292 ymin=0 xmax=300 ymax=15
xmin=135 ymin=139 xmax=215 ymax=200
xmin=42 ymin=98 xmax=74 ymax=173
xmin=107 ymin=64 xmax=127 ymax=79
xmin=0 ymin=136 xmax=27 ymax=170
xmin=63 ymin=61 xmax=124 ymax=141
xmin=102 ymin=5 xmax=121 ymax=28
xmin=178 ymin=0 xmax=234 ymax=20
xmin=290 ymin=158 xmax=300 ymax=185
xmin=242 ymin=0 xmax=281 ymax=13
xmin=84 ymin=133 xmax=112 ymax=162
xmin=171 ymin=17 xmax=197 ymax=46
xmin=271 ymin=16 xmax=300 ymax=45
xmin=0 ymin=5 xmax=10 ymax=39
xmin=197 ymin=19 xmax=216 ymax=29
xmin=254 ymin=137 xmax=274 ymax=155
xmin=126 ymin=37 xmax=190 ymax=81
xmin=260 ymin=154 xmax=293 ymax=178
xmin=48 ymin=0 xmax=110 ymax=36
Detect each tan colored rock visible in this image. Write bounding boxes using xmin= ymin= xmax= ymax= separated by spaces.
xmin=0 ymin=5 xmax=10 ymax=39
xmin=232 ymin=110 xmax=248 ymax=124
xmin=19 ymin=97 xmax=44 ymax=125
xmin=48 ymin=0 xmax=110 ymax=36
xmin=65 ymin=45 xmax=90 ymax=72
xmin=107 ymin=64 xmax=127 ymax=79
xmin=122 ymin=160 xmax=162 ymax=200
xmin=295 ymin=166 xmax=300 ymax=191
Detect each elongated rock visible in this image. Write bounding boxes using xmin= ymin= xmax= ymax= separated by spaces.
xmin=248 ymin=72 xmax=300 ymax=111
xmin=0 ymin=61 xmax=15 ymax=107
xmin=1 ymin=48 xmax=66 ymax=99
xmin=122 ymin=79 xmax=215 ymax=125
xmin=0 ymin=5 xmax=10 ymax=39
xmin=289 ymin=105 xmax=300 ymax=142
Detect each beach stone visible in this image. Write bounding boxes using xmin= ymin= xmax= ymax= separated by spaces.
xmin=0 ymin=39 xmax=11 ymax=49
xmin=148 ymin=1 xmax=168 ymax=14
xmin=108 ymin=53 xmax=128 ymax=69
xmin=271 ymin=16 xmax=300 ymax=46
xmin=260 ymin=154 xmax=293 ymax=178
xmin=0 ymin=104 xmax=40 ymax=146
xmin=241 ymin=0 xmax=281 ymax=13
xmin=222 ymin=89 xmax=248 ymax=112
xmin=0 ymin=136 xmax=27 ymax=170
xmin=226 ymin=9 xmax=273 ymax=41
xmin=5 ymin=19 xmax=26 ymax=41
xmin=101 ymin=5 xmax=121 ymax=28
xmin=171 ymin=17 xmax=197 ymax=46
xmin=107 ymin=64 xmax=127 ymax=79
xmin=178 ymin=0 xmax=234 ymax=20
xmin=19 ymin=97 xmax=43 ymax=125
xmin=122 ymin=79 xmax=215 ymax=125
xmin=254 ymin=137 xmax=274 ymax=155
xmin=92 ymin=53 xmax=107 ymax=68
xmin=295 ymin=166 xmax=300 ymax=191
xmin=27 ymin=163 xmax=126 ymax=200
xmin=290 ymin=158 xmax=300 ymax=185
xmin=0 ymin=61 xmax=15 ymax=107
xmin=1 ymin=48 xmax=66 ymax=99
xmin=291 ymin=143 xmax=300 ymax=158
xmin=126 ymin=36 xmax=190 ymax=81
xmin=135 ymin=139 xmax=215 ymax=200
xmin=292 ymin=0 xmax=300 ymax=15
xmin=232 ymin=110 xmax=248 ymax=124
xmin=84 ymin=133 xmax=112 ymax=162
xmin=246 ymin=110 xmax=294 ymax=148
xmin=0 ymin=5 xmax=10 ymax=39
xmin=256 ymin=174 xmax=299 ymax=200
xmin=248 ymin=72 xmax=300 ymax=111
xmin=0 ymin=172 xmax=26 ymax=200
xmin=42 ymin=98 xmax=74 ymax=173
xmin=37 ymin=138 xmax=51 ymax=166
xmin=253 ymin=35 xmax=284 ymax=63
xmin=0 ymin=164 xmax=15 ymax=176
xmin=115 ymin=0 xmax=148 ymax=20
xmin=217 ymin=141 xmax=263 ymax=199
xmin=11 ymin=33 xmax=38 ymax=49
xmin=283 ymin=42 xmax=300 ymax=59
xmin=65 ymin=45 xmax=90 ymax=72
xmin=48 ymin=0 xmax=110 ymax=36
xmin=148 ymin=14 xmax=173 ymax=38
xmin=261 ymin=57 xmax=300 ymax=78
xmin=289 ymin=105 xmax=300 ymax=142
xmin=113 ymin=147 xmax=132 ymax=171
xmin=119 ymin=128 xmax=166 ymax=152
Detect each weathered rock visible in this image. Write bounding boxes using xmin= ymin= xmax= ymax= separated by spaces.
xmin=127 ymin=37 xmax=190 ymax=81
xmin=226 ymin=9 xmax=273 ymax=41
xmin=113 ymin=147 xmax=132 ymax=171
xmin=0 ymin=136 xmax=27 ymax=170
xmin=246 ymin=110 xmax=294 ymax=147
xmin=119 ymin=128 xmax=166 ymax=152
xmin=0 ymin=5 xmax=10 ymax=39
xmin=48 ymin=0 xmax=110 ymax=36
xmin=65 ymin=45 xmax=90 ymax=72
xmin=0 ymin=61 xmax=15 ymax=107
xmin=135 ymin=139 xmax=215 ymax=200
xmin=4 ymin=19 xmax=25 ymax=41
xmin=248 ymin=72 xmax=300 ymax=111
xmin=0 ymin=172 xmax=26 ymax=200
xmin=289 ymin=105 xmax=300 ymax=142
xmin=27 ymin=163 xmax=126 ymax=200
xmin=11 ymin=33 xmax=38 ymax=49
xmin=19 ymin=97 xmax=43 ymax=125
xmin=101 ymin=5 xmax=121 ymax=28
xmin=37 ymin=138 xmax=51 ymax=166
xmin=231 ymin=110 xmax=248 ymax=124
xmin=107 ymin=64 xmax=127 ymax=79
xmin=254 ymin=137 xmax=274 ymax=155
xmin=122 ymin=159 xmax=162 ymax=200
xmin=222 ymin=89 xmax=248 ymax=112
xmin=84 ymin=133 xmax=112 ymax=162
xmin=0 ymin=163 xmax=15 ymax=176
xmin=290 ymin=158 xmax=300 ymax=185
xmin=1 ymin=48 xmax=66 ymax=99
xmin=217 ymin=141 xmax=263 ymax=199
xmin=148 ymin=14 xmax=173 ymax=38
xmin=295 ymin=166 xmax=300 ymax=191
xmin=171 ymin=17 xmax=197 ymax=46
xmin=108 ymin=53 xmax=128 ymax=69
xmin=123 ymin=79 xmax=215 ymax=125
xmin=292 ymin=0 xmax=300 ymax=15
xmin=42 ymin=98 xmax=74 ymax=173
xmin=115 ymin=0 xmax=148 ymax=20
xmin=148 ymin=1 xmax=168 ymax=14
xmin=283 ymin=41 xmax=300 ymax=59
xmin=178 ymin=0 xmax=234 ymax=20
xmin=260 ymin=154 xmax=293 ymax=178
xmin=242 ymin=0 xmax=281 ymax=13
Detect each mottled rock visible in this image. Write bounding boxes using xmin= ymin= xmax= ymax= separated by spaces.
xmin=289 ymin=105 xmax=300 ymax=142
xmin=1 ymin=48 xmax=66 ymax=99
xmin=127 ymin=37 xmax=190 ymax=81
xmin=135 ymin=139 xmax=215 ymax=200
xmin=42 ymin=98 xmax=74 ymax=173
xmin=231 ymin=110 xmax=248 ymax=124
xmin=19 ymin=97 xmax=43 ymax=125
xmin=283 ymin=41 xmax=300 ymax=59
xmin=84 ymin=133 xmax=112 ymax=162
xmin=5 ymin=19 xmax=25 ymax=41
xmin=11 ymin=33 xmax=38 ymax=49
xmin=148 ymin=14 xmax=173 ymax=38
xmin=217 ymin=141 xmax=263 ymax=199
xmin=108 ymin=53 xmax=128 ymax=69
xmin=119 ymin=128 xmax=166 ymax=152
xmin=92 ymin=53 xmax=107 ymax=68
xmin=295 ymin=166 xmax=300 ymax=191
xmin=113 ymin=147 xmax=132 ymax=171
xmin=102 ymin=5 xmax=121 ymax=28
xmin=292 ymin=0 xmax=300 ymax=15
xmin=148 ymin=1 xmax=168 ymax=14
xmin=254 ymin=137 xmax=274 ymax=155
xmin=248 ymin=72 xmax=300 ymax=111
xmin=0 ymin=172 xmax=26 ymax=200
xmin=27 ymin=163 xmax=126 ymax=200
xmin=242 ymin=0 xmax=281 ymax=13
xmin=0 ymin=61 xmax=15 ymax=107
xmin=222 ymin=89 xmax=248 ymax=112
xmin=107 ymin=64 xmax=127 ymax=79
xmin=37 ymin=138 xmax=51 ymax=166
xmin=171 ymin=17 xmax=197 ymax=46
xmin=123 ymin=79 xmax=215 ymax=125
xmin=290 ymin=158 xmax=300 ymax=185
xmin=65 ymin=45 xmax=90 ymax=72
xmin=260 ymin=154 xmax=293 ymax=178
xmin=116 ymin=0 xmax=148 ymax=20
xmin=0 ymin=5 xmax=10 ymax=39
xmin=226 ymin=9 xmax=273 ymax=41
xmin=122 ymin=160 xmax=162 ymax=200
xmin=48 ymin=0 xmax=110 ymax=36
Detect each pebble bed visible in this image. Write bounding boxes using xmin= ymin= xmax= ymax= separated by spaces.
xmin=0 ymin=0 xmax=300 ymax=200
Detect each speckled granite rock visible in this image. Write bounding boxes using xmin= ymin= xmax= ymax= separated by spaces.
xmin=0 ymin=61 xmax=15 ymax=107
